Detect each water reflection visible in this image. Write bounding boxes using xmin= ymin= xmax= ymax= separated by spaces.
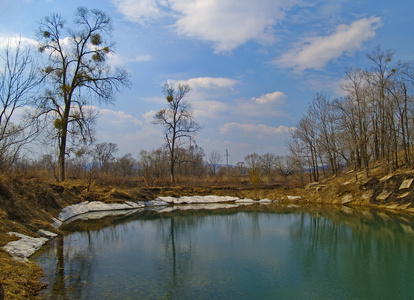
xmin=32 ymin=205 xmax=414 ymax=299
xmin=291 ymin=208 xmax=414 ymax=299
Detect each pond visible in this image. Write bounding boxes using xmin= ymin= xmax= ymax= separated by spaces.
xmin=32 ymin=204 xmax=414 ymax=299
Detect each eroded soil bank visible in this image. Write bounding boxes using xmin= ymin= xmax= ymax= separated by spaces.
xmin=2 ymin=167 xmax=414 ymax=299
xmin=0 ymin=177 xmax=302 ymax=299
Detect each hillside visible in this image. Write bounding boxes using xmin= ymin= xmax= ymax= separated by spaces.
xmin=301 ymin=164 xmax=414 ymax=212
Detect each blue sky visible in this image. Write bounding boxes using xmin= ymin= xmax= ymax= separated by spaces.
xmin=1 ymin=0 xmax=413 ymax=163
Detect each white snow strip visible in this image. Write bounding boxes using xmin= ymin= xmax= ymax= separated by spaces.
xmin=55 ymin=201 xmax=146 ymax=226
xmin=3 ymin=232 xmax=49 ymax=261
xmin=157 ymin=195 xmax=240 ymax=204
xmin=235 ymin=198 xmax=256 ymax=203
xmin=66 ymin=208 xmax=143 ymax=223
xmin=157 ymin=203 xmax=240 ymax=213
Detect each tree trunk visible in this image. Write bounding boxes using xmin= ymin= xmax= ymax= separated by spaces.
xmin=58 ymin=128 xmax=67 ymax=182
xmin=170 ymin=136 xmax=176 ymax=184
xmin=170 ymin=154 xmax=175 ymax=184
xmin=58 ymin=106 xmax=70 ymax=182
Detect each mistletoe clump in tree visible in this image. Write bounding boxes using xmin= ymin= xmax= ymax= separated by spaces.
xmin=153 ymin=82 xmax=201 ymax=184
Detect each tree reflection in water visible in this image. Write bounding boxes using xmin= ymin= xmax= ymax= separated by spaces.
xmin=290 ymin=208 xmax=414 ymax=299
xmin=37 ymin=229 xmax=96 ymax=299
xmin=32 ymin=205 xmax=414 ymax=299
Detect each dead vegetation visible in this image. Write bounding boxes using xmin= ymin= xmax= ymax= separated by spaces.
xmin=2 ymin=162 xmax=414 ymax=298
xmin=300 ymin=163 xmax=414 ymax=212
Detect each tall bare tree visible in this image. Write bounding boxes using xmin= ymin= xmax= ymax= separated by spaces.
xmin=366 ymin=46 xmax=395 ymax=165
xmin=208 ymin=150 xmax=223 ymax=176
xmin=36 ymin=7 xmax=129 ymax=181
xmin=153 ymin=82 xmax=201 ymax=183
xmin=0 ymin=39 xmax=40 ymax=169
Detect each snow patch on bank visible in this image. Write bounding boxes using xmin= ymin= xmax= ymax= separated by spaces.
xmin=51 ymin=200 xmax=148 ymax=228
xmin=3 ymin=232 xmax=55 ymax=262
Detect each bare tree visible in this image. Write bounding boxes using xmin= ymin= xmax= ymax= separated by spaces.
xmin=114 ymin=153 xmax=137 ymax=177
xmin=153 ymin=82 xmax=201 ymax=183
xmin=93 ymin=142 xmax=118 ymax=172
xmin=287 ymin=46 xmax=414 ymax=179
xmin=244 ymin=153 xmax=261 ymax=186
xmin=386 ymin=61 xmax=414 ymax=167
xmin=295 ymin=115 xmax=320 ymax=182
xmin=260 ymin=152 xmax=277 ymax=176
xmin=138 ymin=148 xmax=170 ymax=184
xmin=208 ymin=150 xmax=223 ymax=175
xmin=0 ymin=39 xmax=40 ymax=169
xmin=36 ymin=7 xmax=129 ymax=181
xmin=309 ymin=93 xmax=342 ymax=175
xmin=176 ymin=144 xmax=205 ymax=177
xmin=366 ymin=46 xmax=395 ymax=165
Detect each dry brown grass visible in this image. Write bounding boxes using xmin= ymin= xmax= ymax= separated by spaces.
xmin=0 ymin=172 xmax=307 ymax=299
xmin=0 ymin=251 xmax=44 ymax=300
xmin=3 ymin=161 xmax=414 ymax=298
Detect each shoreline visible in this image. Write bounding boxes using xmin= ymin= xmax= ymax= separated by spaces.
xmin=2 ymin=168 xmax=414 ymax=298
xmin=3 ymin=195 xmax=277 ymax=261
xmin=5 ymin=190 xmax=414 ymax=263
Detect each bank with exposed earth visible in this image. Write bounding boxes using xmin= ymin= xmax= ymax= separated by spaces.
xmin=1 ymin=165 xmax=414 ymax=299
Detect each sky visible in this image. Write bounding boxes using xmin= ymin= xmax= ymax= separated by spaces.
xmin=1 ymin=0 xmax=413 ymax=164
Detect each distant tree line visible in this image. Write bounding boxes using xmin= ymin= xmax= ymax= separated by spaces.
xmin=2 ymin=9 xmax=413 ymax=188
xmin=9 ymin=139 xmax=305 ymax=187
xmin=288 ymin=46 xmax=414 ymax=182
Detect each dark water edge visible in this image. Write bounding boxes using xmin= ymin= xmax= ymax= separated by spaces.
xmin=32 ymin=204 xmax=414 ymax=299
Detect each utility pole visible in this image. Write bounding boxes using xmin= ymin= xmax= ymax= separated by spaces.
xmin=225 ymin=149 xmax=230 ymax=172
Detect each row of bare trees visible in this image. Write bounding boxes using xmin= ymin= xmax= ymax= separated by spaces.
xmin=0 ymin=40 xmax=40 ymax=170
xmin=10 ymin=140 xmax=306 ymax=187
xmin=288 ymin=46 xmax=414 ymax=182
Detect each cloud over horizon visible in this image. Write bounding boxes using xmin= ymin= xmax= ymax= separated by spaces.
xmin=275 ymin=16 xmax=383 ymax=72
xmin=112 ymin=0 xmax=300 ymax=52
xmin=220 ymin=122 xmax=293 ymax=139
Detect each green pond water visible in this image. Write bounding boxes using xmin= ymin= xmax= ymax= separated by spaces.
xmin=32 ymin=204 xmax=414 ymax=299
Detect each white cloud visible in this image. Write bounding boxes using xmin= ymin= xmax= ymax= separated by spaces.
xmin=0 ymin=35 xmax=37 ymax=49
xmin=99 ymin=108 xmax=143 ymax=128
xmin=95 ymin=107 xmax=164 ymax=155
xmin=178 ymin=77 xmax=239 ymax=99
xmin=142 ymin=109 xmax=157 ymax=123
xmin=237 ymin=91 xmax=287 ymax=117
xmin=174 ymin=77 xmax=237 ymax=118
xmin=107 ymin=52 xmax=153 ymax=66
xmin=275 ymin=16 xmax=383 ymax=72
xmin=145 ymin=77 xmax=236 ymax=120
xmin=112 ymin=0 xmax=169 ymax=23
xmin=172 ymin=0 xmax=291 ymax=53
xmin=181 ymin=77 xmax=238 ymax=91
xmin=220 ymin=122 xmax=293 ymax=138
xmin=112 ymin=0 xmax=300 ymax=52
xmin=251 ymin=91 xmax=287 ymax=105
xmin=193 ymin=100 xmax=228 ymax=119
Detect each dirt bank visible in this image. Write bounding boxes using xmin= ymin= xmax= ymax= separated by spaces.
xmin=0 ymin=176 xmax=302 ymax=299
xmin=301 ymin=167 xmax=414 ymax=212
xmin=1 ymin=167 xmax=414 ymax=299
